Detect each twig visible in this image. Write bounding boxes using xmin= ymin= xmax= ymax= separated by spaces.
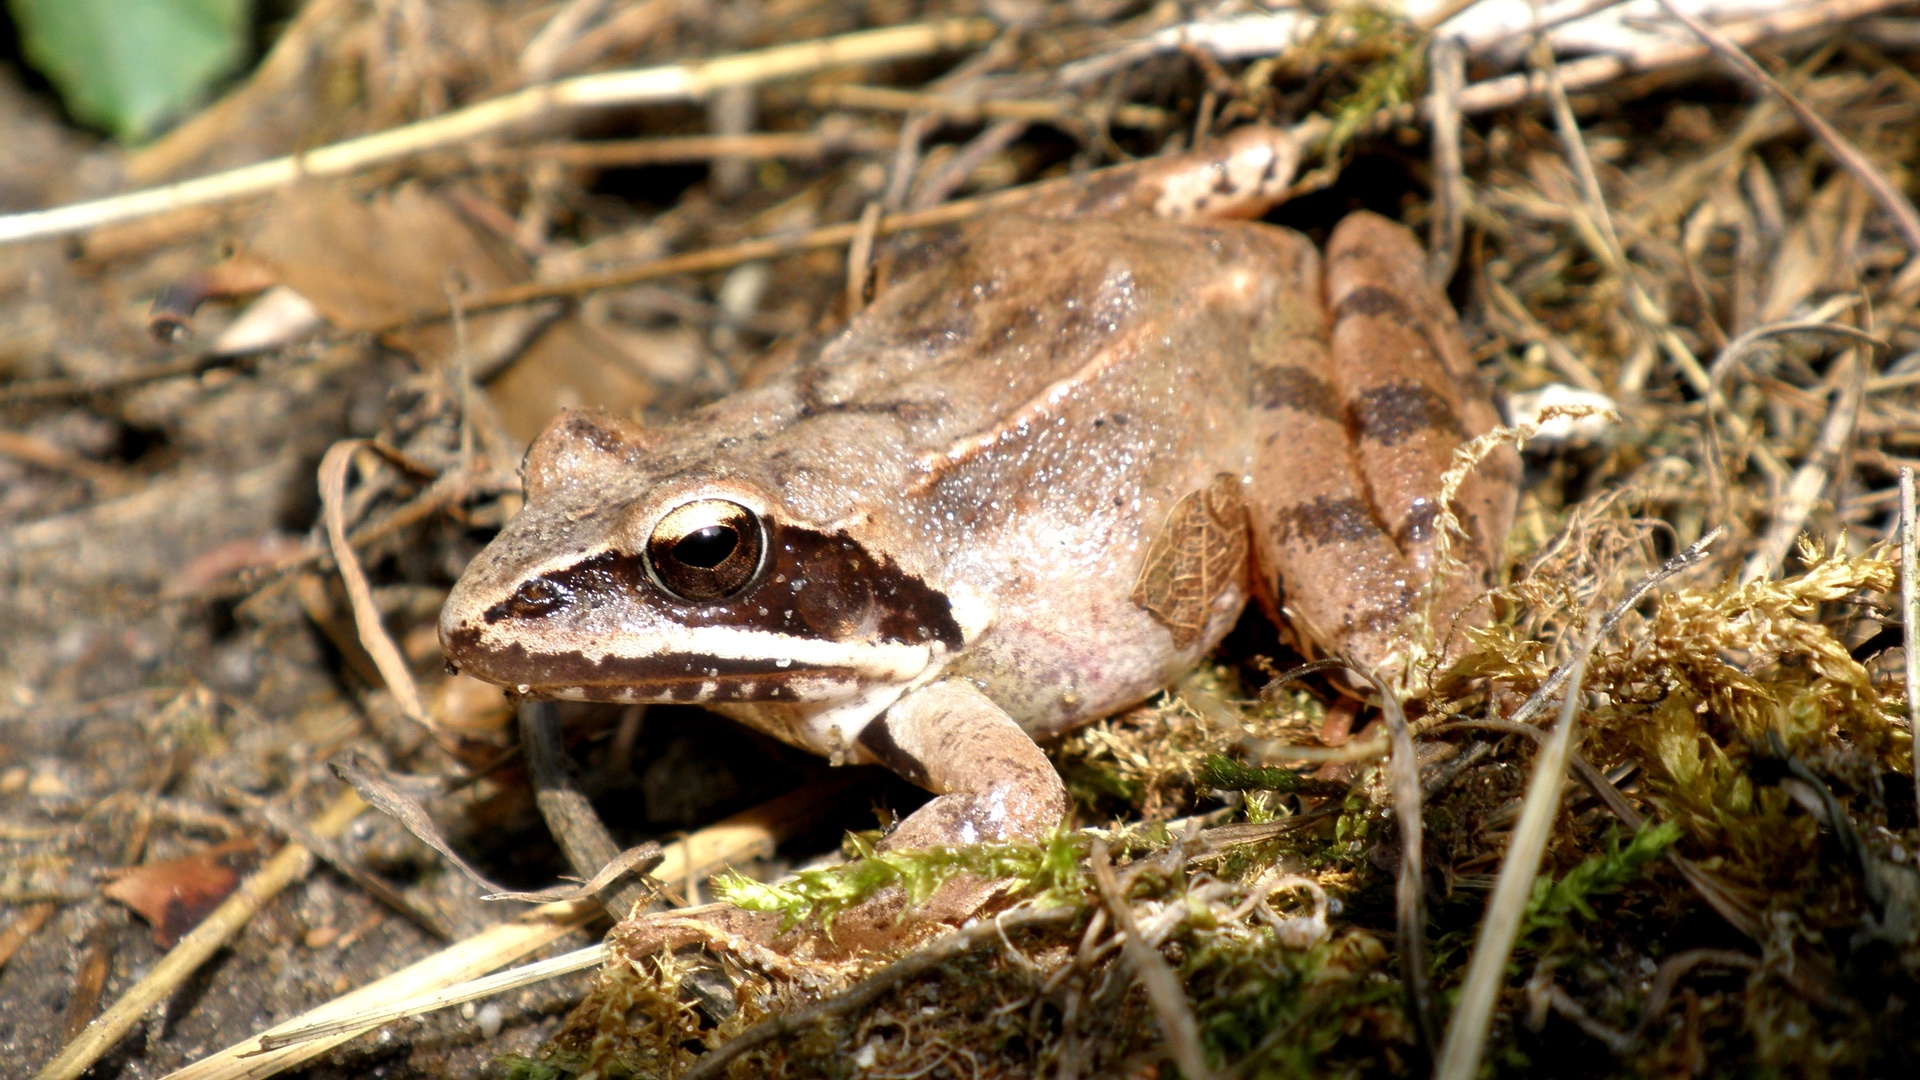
xmin=259 ymin=802 xmax=454 ymax=940
xmin=1451 ymin=0 xmax=1913 ymax=118
xmin=482 ymin=127 xmax=897 ymax=169
xmin=845 ymin=200 xmax=882 ymax=315
xmin=0 ymin=902 xmax=55 ymax=970
xmin=329 ymin=749 xmax=660 ymax=906
xmin=681 ymin=905 xmax=1080 ymax=1080
xmin=0 ymin=19 xmax=995 ymax=247
xmin=254 ymin=942 xmax=609 ymax=1050
xmin=1740 ymin=345 xmax=1868 ymax=582
xmin=1090 ymin=840 xmax=1216 ymax=1080
xmin=809 ymin=83 xmax=1172 ymax=130
xmin=0 ymin=430 xmax=132 ymax=492
xmin=0 ymin=350 xmax=239 ymax=406
xmin=317 ymin=441 xmax=431 ymax=727
xmin=1902 ymin=467 xmax=1920 ymax=818
xmin=1427 ymin=35 xmax=1468 ymax=290
xmin=520 ymin=701 xmax=654 ymax=918
xmin=1631 ymin=950 xmax=1759 ymax=1041
xmin=1435 ymin=634 xmax=1597 ymax=1080
xmin=33 ymin=789 xmax=366 ymax=1080
xmin=1651 ymin=0 xmax=1920 ymax=293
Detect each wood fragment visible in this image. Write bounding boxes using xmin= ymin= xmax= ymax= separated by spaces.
xmin=518 ymin=702 xmax=657 ymax=916
xmin=845 ymin=200 xmax=882 ymax=316
xmin=59 ymin=917 xmax=115 ymax=1042
xmin=0 ymin=430 xmax=132 ymax=493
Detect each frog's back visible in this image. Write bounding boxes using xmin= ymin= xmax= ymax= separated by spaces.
xmin=751 ymin=215 xmax=1315 ymax=536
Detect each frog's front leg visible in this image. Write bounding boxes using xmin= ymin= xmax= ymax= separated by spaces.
xmin=855 ymin=679 xmax=1067 ymax=850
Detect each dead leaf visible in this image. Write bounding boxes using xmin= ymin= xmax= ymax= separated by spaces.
xmin=1131 ymin=473 xmax=1250 ymax=649
xmin=102 ymin=838 xmax=258 ymax=948
xmin=245 ymin=183 xmax=538 ymax=368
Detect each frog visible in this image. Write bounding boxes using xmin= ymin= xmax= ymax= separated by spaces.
xmin=439 ymin=126 xmax=1518 ymax=858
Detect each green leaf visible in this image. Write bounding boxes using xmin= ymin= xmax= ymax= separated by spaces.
xmin=9 ymin=0 xmax=250 ymax=141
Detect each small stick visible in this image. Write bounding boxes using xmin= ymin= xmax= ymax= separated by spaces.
xmin=485 ymin=127 xmax=897 ymax=169
xmin=0 ymin=902 xmax=55 ymax=969
xmin=1426 ymin=35 xmax=1468 ymax=290
xmin=1652 ymin=0 xmax=1920 ymax=292
xmin=1380 ymin=689 xmax=1436 ymax=1056
xmin=0 ymin=19 xmax=994 ymax=247
xmin=1434 ymin=636 xmax=1597 ymax=1080
xmin=520 ymin=701 xmax=653 ymax=918
xmin=1452 ymin=0 xmax=1911 ymax=117
xmin=0 ymin=429 xmax=132 ymax=493
xmin=1902 ymin=467 xmax=1920 ymax=818
xmin=681 ymin=906 xmax=1080 ymax=1080
xmin=255 ymin=942 xmax=610 ymax=1049
xmin=317 ymin=440 xmax=431 ymax=727
xmin=1740 ymin=346 xmax=1867 ymax=582
xmin=845 ymin=201 xmax=883 ymax=315
xmin=1090 ymin=840 xmax=1216 ymax=1080
xmin=808 ymin=83 xmax=1174 ymax=131
xmin=33 ymin=789 xmax=366 ymax=1080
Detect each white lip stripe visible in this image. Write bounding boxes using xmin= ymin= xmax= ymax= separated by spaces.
xmin=512 ymin=623 xmax=938 ymax=681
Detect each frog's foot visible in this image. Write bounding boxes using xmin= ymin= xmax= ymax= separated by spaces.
xmin=856 ymin=678 xmax=1069 ymax=850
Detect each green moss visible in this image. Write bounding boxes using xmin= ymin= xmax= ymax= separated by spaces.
xmin=712 ymin=828 xmax=1088 ymax=930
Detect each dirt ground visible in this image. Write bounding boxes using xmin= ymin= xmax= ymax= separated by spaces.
xmin=2 ymin=1 xmax=1919 ymax=1078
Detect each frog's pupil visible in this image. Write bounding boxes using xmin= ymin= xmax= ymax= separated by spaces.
xmin=674 ymin=525 xmax=738 ymax=568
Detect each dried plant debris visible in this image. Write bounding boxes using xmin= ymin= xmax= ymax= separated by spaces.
xmin=3 ymin=0 xmax=1920 ymax=1078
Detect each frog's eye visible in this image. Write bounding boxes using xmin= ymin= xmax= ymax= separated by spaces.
xmin=646 ymin=499 xmax=765 ymax=601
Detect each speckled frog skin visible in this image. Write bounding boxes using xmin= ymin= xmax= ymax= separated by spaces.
xmin=440 ymin=128 xmax=1517 ymax=851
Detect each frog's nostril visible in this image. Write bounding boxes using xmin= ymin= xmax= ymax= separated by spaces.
xmin=507 ymin=578 xmax=567 ymax=618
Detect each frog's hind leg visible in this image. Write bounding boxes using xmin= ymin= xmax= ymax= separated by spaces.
xmin=1323 ymin=212 xmax=1517 ymax=664
xmin=1244 ymin=228 xmax=1429 ymax=676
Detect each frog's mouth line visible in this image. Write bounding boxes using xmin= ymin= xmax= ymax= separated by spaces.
xmin=442 ymin=629 xmax=925 ymax=703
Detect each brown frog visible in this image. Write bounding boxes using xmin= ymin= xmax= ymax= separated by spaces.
xmin=440 ymin=127 xmax=1517 ymax=855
